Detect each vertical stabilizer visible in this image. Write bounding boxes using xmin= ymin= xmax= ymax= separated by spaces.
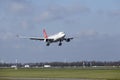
xmin=43 ymin=29 xmax=48 ymax=39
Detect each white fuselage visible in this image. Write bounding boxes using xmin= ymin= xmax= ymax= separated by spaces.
xmin=48 ymin=32 xmax=65 ymax=42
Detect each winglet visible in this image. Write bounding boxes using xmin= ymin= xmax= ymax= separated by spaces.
xmin=43 ymin=29 xmax=48 ymax=39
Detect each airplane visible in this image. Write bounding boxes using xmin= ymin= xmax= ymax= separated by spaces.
xmin=17 ymin=29 xmax=74 ymax=46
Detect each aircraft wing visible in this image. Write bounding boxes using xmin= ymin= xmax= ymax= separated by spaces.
xmin=64 ymin=33 xmax=81 ymax=41
xmin=30 ymin=38 xmax=54 ymax=42
xmin=63 ymin=37 xmax=74 ymax=42
xmin=29 ymin=37 xmax=44 ymax=40
xmin=65 ymin=33 xmax=81 ymax=40
xmin=16 ymin=35 xmax=44 ymax=41
xmin=67 ymin=37 xmax=74 ymax=39
xmin=64 ymin=37 xmax=73 ymax=40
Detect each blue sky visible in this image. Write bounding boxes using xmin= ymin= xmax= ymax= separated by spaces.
xmin=0 ymin=0 xmax=120 ymax=63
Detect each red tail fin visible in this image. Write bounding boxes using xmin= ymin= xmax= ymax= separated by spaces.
xmin=43 ymin=29 xmax=48 ymax=39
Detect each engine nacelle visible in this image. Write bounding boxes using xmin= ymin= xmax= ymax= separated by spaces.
xmin=66 ymin=39 xmax=70 ymax=42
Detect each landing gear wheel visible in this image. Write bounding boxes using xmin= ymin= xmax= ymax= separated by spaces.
xmin=46 ymin=43 xmax=50 ymax=46
xmin=58 ymin=43 xmax=62 ymax=46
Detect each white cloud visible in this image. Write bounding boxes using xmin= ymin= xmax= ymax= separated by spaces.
xmin=108 ymin=10 xmax=120 ymax=16
xmin=35 ymin=4 xmax=90 ymax=22
xmin=10 ymin=2 xmax=26 ymax=12
xmin=79 ymin=30 xmax=99 ymax=37
xmin=21 ymin=20 xmax=29 ymax=30
xmin=96 ymin=9 xmax=120 ymax=17
xmin=0 ymin=32 xmax=15 ymax=41
xmin=0 ymin=0 xmax=33 ymax=15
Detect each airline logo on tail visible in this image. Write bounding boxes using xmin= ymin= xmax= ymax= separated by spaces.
xmin=43 ymin=29 xmax=48 ymax=39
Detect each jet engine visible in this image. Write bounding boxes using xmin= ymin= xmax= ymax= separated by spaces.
xmin=66 ymin=39 xmax=70 ymax=42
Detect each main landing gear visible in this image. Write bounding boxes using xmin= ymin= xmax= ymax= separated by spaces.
xmin=58 ymin=42 xmax=62 ymax=46
xmin=46 ymin=43 xmax=50 ymax=46
xmin=46 ymin=42 xmax=62 ymax=46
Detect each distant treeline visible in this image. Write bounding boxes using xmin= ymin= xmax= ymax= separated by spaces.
xmin=0 ymin=61 xmax=120 ymax=68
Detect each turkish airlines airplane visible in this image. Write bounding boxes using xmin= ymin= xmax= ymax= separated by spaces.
xmin=17 ymin=29 xmax=74 ymax=46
